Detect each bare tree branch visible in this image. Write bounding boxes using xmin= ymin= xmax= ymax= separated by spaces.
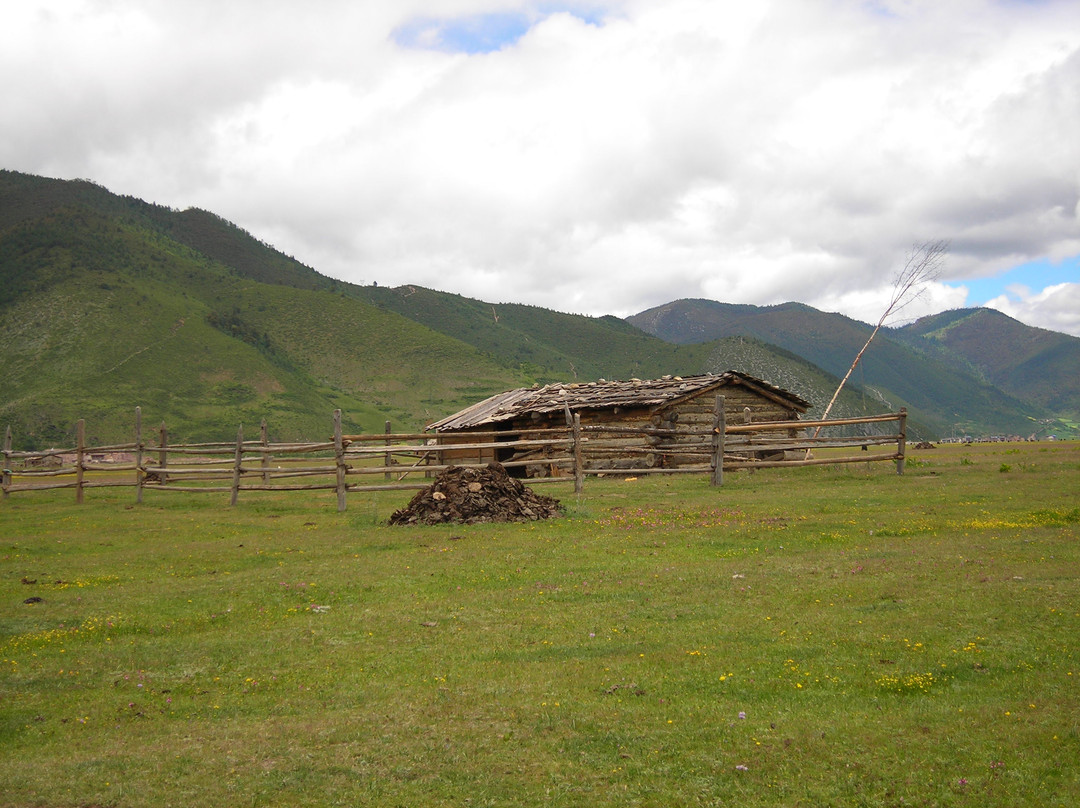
xmin=807 ymin=240 xmax=948 ymax=451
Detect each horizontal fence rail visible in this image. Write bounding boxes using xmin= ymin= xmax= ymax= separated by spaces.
xmin=3 ymin=401 xmax=907 ymax=510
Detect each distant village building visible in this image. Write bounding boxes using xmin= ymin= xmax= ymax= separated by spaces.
xmin=428 ymin=372 xmax=810 ymax=476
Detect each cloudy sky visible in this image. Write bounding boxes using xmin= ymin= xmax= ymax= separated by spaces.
xmin=5 ymin=0 xmax=1080 ymax=336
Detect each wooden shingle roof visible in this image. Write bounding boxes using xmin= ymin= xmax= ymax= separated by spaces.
xmin=427 ymin=372 xmax=810 ymax=431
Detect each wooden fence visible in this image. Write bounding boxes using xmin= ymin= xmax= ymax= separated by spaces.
xmin=2 ymin=402 xmax=907 ymax=510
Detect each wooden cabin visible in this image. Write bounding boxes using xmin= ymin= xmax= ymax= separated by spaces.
xmin=427 ymin=372 xmax=811 ymax=476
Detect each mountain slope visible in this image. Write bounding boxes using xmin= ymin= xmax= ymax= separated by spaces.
xmin=628 ymin=298 xmax=1052 ymax=438
xmin=349 ymin=284 xmax=717 ymax=383
xmin=895 ymin=308 xmax=1080 ymax=416
xmin=700 ymin=336 xmax=878 ymax=425
xmin=0 ymin=174 xmax=528 ymax=447
xmin=0 ymin=170 xmax=334 ymax=292
xmin=0 ymin=172 xmax=719 ymax=388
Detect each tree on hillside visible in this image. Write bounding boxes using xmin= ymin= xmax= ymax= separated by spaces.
xmin=809 ymin=240 xmax=949 ymax=450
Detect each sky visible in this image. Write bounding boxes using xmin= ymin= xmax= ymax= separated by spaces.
xmin=4 ymin=0 xmax=1080 ymax=337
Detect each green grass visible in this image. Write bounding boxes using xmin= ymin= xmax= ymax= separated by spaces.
xmin=2 ymin=441 xmax=1078 ymax=806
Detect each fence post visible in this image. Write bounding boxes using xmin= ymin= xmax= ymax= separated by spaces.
xmin=335 ymin=410 xmax=347 ymax=512
xmin=896 ymin=408 xmax=907 ymax=475
xmin=711 ymin=396 xmax=726 ymax=486
xmin=158 ymin=422 xmax=169 ymax=486
xmin=135 ymin=407 xmax=144 ymax=504
xmin=384 ymin=420 xmax=392 ymax=481
xmin=573 ymin=413 xmax=584 ymax=495
xmin=230 ymin=425 xmax=243 ymax=506
xmin=75 ymin=419 xmax=86 ymax=504
xmin=261 ymin=419 xmax=271 ymax=484
xmin=2 ymin=425 xmax=11 ymax=499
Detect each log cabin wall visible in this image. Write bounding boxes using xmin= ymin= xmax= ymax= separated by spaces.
xmin=429 ymin=373 xmax=811 ymax=476
xmin=436 ymin=392 xmax=798 ymax=475
xmin=655 ymin=386 xmax=802 ymax=464
xmin=576 ymin=406 xmax=658 ymax=473
xmin=435 ymin=407 xmax=658 ymax=476
xmin=436 ymin=433 xmax=498 ymax=466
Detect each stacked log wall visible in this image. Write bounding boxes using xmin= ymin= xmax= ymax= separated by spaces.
xmin=438 ymin=433 xmax=498 ymax=465
xmin=652 ymin=387 xmax=802 ymax=465
xmin=577 ymin=407 xmax=661 ymax=471
xmin=432 ymin=383 xmax=809 ymax=475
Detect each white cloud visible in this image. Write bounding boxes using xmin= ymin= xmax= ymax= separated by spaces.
xmin=3 ymin=0 xmax=1080 ymax=335
xmin=984 ymin=283 xmax=1080 ymax=338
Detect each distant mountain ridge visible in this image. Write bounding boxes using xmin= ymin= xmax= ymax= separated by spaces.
xmin=894 ymin=307 xmax=1080 ymax=414
xmin=627 ymin=298 xmax=1079 ymax=439
xmin=2 ymin=170 xmax=1075 ymax=447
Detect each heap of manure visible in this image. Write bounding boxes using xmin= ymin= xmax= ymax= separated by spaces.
xmin=389 ymin=463 xmax=563 ymax=525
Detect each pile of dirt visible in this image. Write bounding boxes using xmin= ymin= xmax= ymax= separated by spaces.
xmin=913 ymin=441 xmax=936 ymax=449
xmin=389 ymin=463 xmax=563 ymax=525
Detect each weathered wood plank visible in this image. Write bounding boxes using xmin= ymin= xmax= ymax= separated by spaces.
xmin=141 ymin=466 xmax=234 ymax=477
xmin=349 ymin=437 xmax=571 ymax=455
xmin=726 ymin=453 xmax=902 ymax=470
xmin=725 ymin=413 xmax=901 ymax=433
xmin=5 ymin=467 xmax=79 ymax=478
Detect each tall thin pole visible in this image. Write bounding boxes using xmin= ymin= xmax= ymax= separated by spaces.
xmin=384 ymin=420 xmax=392 ymax=481
xmin=807 ymin=240 xmax=947 ymax=457
xmin=158 ymin=422 xmax=168 ymax=487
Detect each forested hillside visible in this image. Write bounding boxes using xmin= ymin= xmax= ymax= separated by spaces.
xmin=895 ymin=308 xmax=1080 ymax=416
xmin=0 ymin=173 xmax=526 ymax=447
xmin=350 ymin=284 xmax=713 ymax=383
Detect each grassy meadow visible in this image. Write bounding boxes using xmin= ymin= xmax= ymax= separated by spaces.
xmin=1 ymin=441 xmax=1078 ymax=807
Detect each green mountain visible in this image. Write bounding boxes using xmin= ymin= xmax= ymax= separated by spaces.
xmin=627 ymin=298 xmax=1066 ymax=439
xmin=0 ymin=170 xmax=335 ymax=293
xmin=699 ymin=336 xmax=880 ymax=425
xmin=894 ymin=308 xmax=1080 ymax=418
xmin=0 ymin=171 xmax=528 ymax=448
xmin=348 ymin=284 xmax=714 ymax=383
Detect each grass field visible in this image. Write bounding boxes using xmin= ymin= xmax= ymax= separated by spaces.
xmin=2 ymin=441 xmax=1078 ymax=807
